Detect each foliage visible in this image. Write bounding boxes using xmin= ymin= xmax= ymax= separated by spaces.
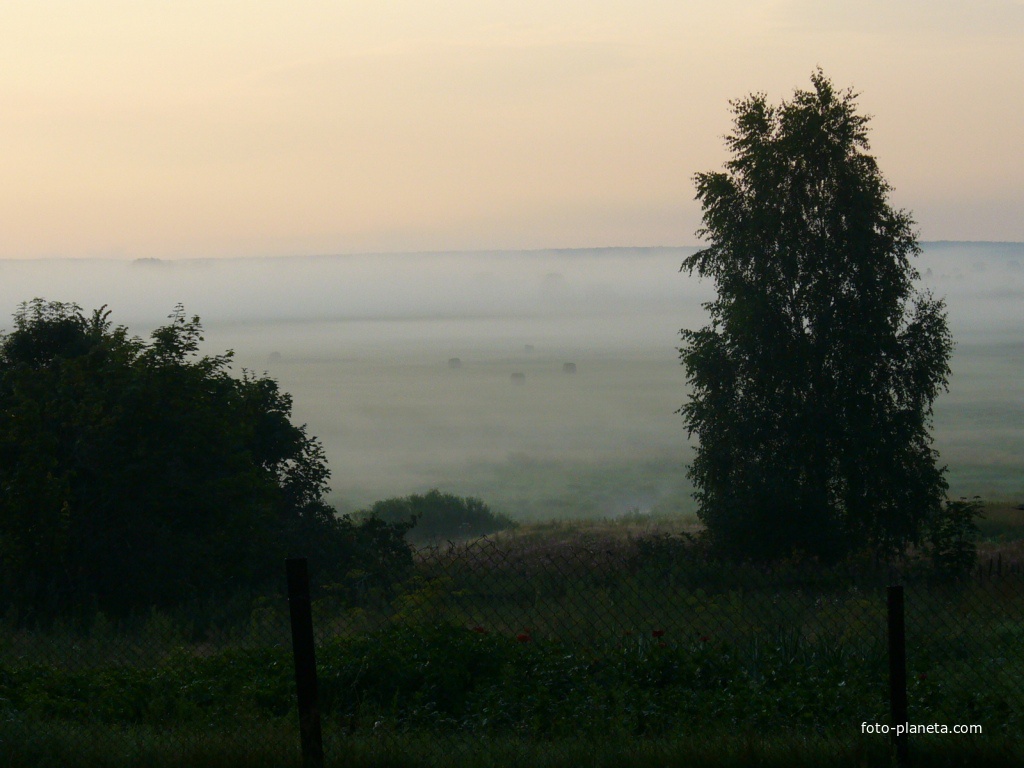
xmin=927 ymin=497 xmax=984 ymax=578
xmin=3 ymin=520 xmax=1023 ymax=763
xmin=4 ymin=723 xmax=1012 ymax=768
xmin=363 ymin=489 xmax=517 ymax=541
xmin=0 ymin=299 xmax=414 ymax=620
xmin=4 ymin=618 xmax=1020 ymax=740
xmin=679 ymin=71 xmax=953 ymax=562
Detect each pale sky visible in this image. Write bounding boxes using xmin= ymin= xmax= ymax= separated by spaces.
xmin=2 ymin=1 xmax=1022 ymax=259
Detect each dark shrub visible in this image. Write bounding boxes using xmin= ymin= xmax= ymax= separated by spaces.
xmin=362 ymin=490 xmax=517 ymax=541
xmin=0 ymin=299 xmax=414 ymax=621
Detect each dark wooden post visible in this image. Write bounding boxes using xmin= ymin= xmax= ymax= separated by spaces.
xmin=887 ymin=585 xmax=909 ymax=768
xmin=287 ymin=558 xmax=325 ymax=768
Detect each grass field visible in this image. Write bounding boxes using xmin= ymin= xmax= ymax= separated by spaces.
xmin=224 ymin=337 xmax=1024 ymax=522
xmin=3 ymin=725 xmax=1017 ymax=768
xmin=3 ymin=508 xmax=1023 ymax=767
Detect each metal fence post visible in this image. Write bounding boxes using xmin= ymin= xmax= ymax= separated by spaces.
xmin=287 ymin=558 xmax=325 ymax=768
xmin=887 ymin=584 xmax=909 ymax=768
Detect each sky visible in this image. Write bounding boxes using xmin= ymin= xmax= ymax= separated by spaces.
xmin=2 ymin=1 xmax=1023 ymax=259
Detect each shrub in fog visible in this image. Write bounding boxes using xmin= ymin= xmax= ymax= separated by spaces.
xmin=362 ymin=489 xmax=517 ymax=541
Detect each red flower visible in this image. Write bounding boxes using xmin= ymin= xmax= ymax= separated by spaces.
xmin=652 ymin=629 xmax=666 ymax=638
xmin=918 ymin=673 xmax=928 ymax=681
xmin=657 ymin=642 xmax=667 ymax=648
xmin=699 ymin=635 xmax=710 ymax=643
xmin=471 ymin=625 xmax=488 ymax=634
xmin=516 ymin=633 xmax=531 ymax=643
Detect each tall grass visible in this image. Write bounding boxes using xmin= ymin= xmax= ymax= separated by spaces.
xmin=3 ymin=723 xmax=1017 ymax=768
xmin=2 ymin=516 xmax=1023 ymax=766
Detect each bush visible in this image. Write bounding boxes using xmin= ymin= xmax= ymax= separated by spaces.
xmin=362 ymin=490 xmax=517 ymax=541
xmin=0 ymin=299 xmax=415 ymax=621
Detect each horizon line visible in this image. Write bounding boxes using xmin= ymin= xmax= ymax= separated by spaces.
xmin=1 ymin=240 xmax=1022 ymax=263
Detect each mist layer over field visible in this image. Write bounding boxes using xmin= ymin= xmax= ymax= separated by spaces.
xmin=2 ymin=243 xmax=1021 ymax=518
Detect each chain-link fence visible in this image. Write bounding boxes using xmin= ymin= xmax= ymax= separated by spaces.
xmin=2 ymin=528 xmax=1022 ymax=767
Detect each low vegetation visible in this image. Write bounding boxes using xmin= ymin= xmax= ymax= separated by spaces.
xmin=360 ymin=489 xmax=518 ymax=542
xmin=2 ymin=507 xmax=1021 ymax=766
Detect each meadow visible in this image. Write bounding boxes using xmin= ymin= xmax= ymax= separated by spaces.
xmin=234 ymin=335 xmax=1023 ymax=521
xmin=1 ymin=244 xmax=1021 ymax=518
xmin=3 ymin=508 xmax=1023 ymax=766
xmin=215 ymin=243 xmax=1022 ymax=518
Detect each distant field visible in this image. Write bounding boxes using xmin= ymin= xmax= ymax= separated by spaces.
xmin=933 ymin=341 xmax=1024 ymax=502
xmin=221 ymin=330 xmax=1024 ymax=520
xmin=2 ymin=243 xmax=1021 ymax=518
xmin=244 ymin=345 xmax=691 ymax=518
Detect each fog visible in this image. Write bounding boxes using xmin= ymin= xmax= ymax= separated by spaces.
xmin=1 ymin=243 xmax=1021 ymax=517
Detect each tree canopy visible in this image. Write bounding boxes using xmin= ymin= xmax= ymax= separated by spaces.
xmin=679 ymin=71 xmax=953 ymax=562
xmin=0 ymin=299 xmax=413 ymax=621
